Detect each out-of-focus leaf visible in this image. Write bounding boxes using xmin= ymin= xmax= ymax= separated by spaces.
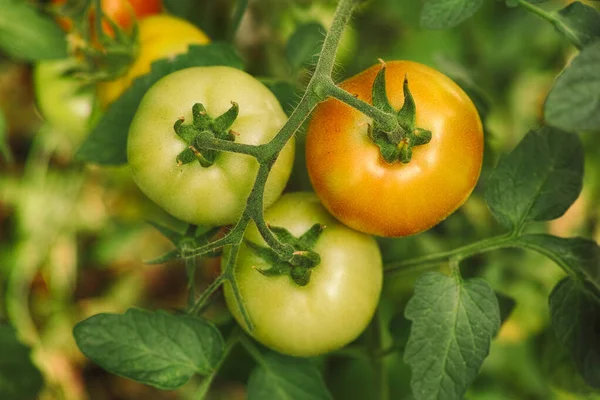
xmin=517 ymin=234 xmax=600 ymax=291
xmin=73 ymin=309 xmax=224 ymax=390
xmin=264 ymin=80 xmax=297 ymax=116
xmin=538 ymin=329 xmax=595 ymax=394
xmin=555 ymin=2 xmax=600 ymax=49
xmin=388 ymin=312 xmax=411 ymax=348
xmin=496 ymin=292 xmax=517 ymax=328
xmin=76 ymin=44 xmax=244 ymax=165
xmin=286 ymin=22 xmax=325 ymax=70
xmin=544 ymin=42 xmax=600 ymax=133
xmin=0 ymin=0 xmax=67 ymax=60
xmin=0 ymin=110 xmax=12 ymax=164
xmin=420 ymin=0 xmax=484 ymax=30
xmin=0 ymin=324 xmax=44 ymax=400
xmin=549 ymin=278 xmax=600 ymax=388
xmin=404 ymin=272 xmax=500 ymax=400
xmin=247 ymin=352 xmax=333 ymax=400
xmin=485 ymin=127 xmax=583 ymax=231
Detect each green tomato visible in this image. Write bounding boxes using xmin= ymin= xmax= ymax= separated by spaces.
xmin=34 ymin=59 xmax=94 ymax=140
xmin=127 ymin=66 xmax=295 ymax=226
xmin=224 ymin=192 xmax=383 ymax=357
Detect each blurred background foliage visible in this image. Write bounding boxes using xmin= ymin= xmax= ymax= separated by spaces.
xmin=0 ymin=0 xmax=599 ymax=399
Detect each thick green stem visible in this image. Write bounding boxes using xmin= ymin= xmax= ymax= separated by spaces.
xmin=516 ymin=0 xmax=582 ymax=48
xmin=313 ymin=0 xmax=357 ymax=77
xmin=367 ymin=309 xmax=388 ymax=400
xmin=384 ymin=233 xmax=516 ymax=276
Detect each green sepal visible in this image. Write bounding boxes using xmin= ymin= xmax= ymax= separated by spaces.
xmin=245 ymin=240 xmax=282 ymax=266
xmin=269 ymin=226 xmax=301 ymax=248
xmin=247 ymin=224 xmax=325 ymax=286
xmin=213 ymin=102 xmax=239 ymax=133
xmin=399 ymin=141 xmax=413 ymax=164
xmin=192 ymin=103 xmax=211 ymax=130
xmin=413 ymin=128 xmax=432 ymax=146
xmin=174 ymin=119 xmax=199 ymax=142
xmin=290 ymin=250 xmax=321 ymax=269
xmin=291 ymin=268 xmax=312 ymax=286
xmin=369 ymin=127 xmax=401 ymax=164
xmin=176 ymin=147 xmax=197 ymax=166
xmin=372 ymin=66 xmax=395 ymax=114
xmin=298 ymin=224 xmax=325 ymax=249
xmin=396 ymin=76 xmax=417 ymax=130
xmin=254 ymin=263 xmax=291 ymax=277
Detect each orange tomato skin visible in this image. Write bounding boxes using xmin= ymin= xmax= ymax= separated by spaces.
xmin=306 ymin=61 xmax=484 ymax=237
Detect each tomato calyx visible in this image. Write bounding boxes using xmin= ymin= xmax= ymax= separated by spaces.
xmin=246 ymin=224 xmax=325 ymax=286
xmin=173 ymin=102 xmax=240 ymax=168
xmin=51 ymin=0 xmax=139 ymax=82
xmin=368 ymin=64 xmax=432 ymax=164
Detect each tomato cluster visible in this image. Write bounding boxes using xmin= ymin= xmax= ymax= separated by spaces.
xmin=34 ymin=1 xmax=483 ymax=358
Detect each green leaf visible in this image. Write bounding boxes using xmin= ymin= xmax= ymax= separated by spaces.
xmin=263 ymin=80 xmax=297 ymax=116
xmin=286 ymin=23 xmax=325 ymax=70
xmin=549 ymin=278 xmax=600 ymax=388
xmin=0 ymin=109 xmax=12 ymax=164
xmin=420 ymin=0 xmax=484 ymax=30
xmin=555 ymin=2 xmax=600 ymax=49
xmin=0 ymin=0 xmax=67 ymax=60
xmin=404 ymin=273 xmax=500 ymax=400
xmin=538 ymin=329 xmax=595 ymax=394
xmin=517 ymin=234 xmax=600 ymax=290
xmin=495 ymin=292 xmax=516 ymax=328
xmin=544 ymin=42 xmax=600 ymax=133
xmin=247 ymin=352 xmax=333 ymax=400
xmin=484 ymin=126 xmax=583 ymax=231
xmin=0 ymin=324 xmax=43 ymax=400
xmin=73 ymin=309 xmax=224 ymax=390
xmin=388 ymin=312 xmax=411 ymax=347
xmin=76 ymin=44 xmax=244 ymax=165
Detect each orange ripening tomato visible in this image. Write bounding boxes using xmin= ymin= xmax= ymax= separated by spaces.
xmin=52 ymin=0 xmax=162 ymax=34
xmin=306 ymin=61 xmax=484 ymax=237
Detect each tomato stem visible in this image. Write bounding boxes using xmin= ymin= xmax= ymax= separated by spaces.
xmin=367 ymin=308 xmax=389 ymax=400
xmin=384 ymin=233 xmax=516 ymax=276
xmin=515 ymin=0 xmax=583 ymax=49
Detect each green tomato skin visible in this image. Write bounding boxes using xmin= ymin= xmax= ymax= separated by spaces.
xmin=224 ymin=192 xmax=383 ymax=357
xmin=34 ymin=59 xmax=94 ymax=140
xmin=127 ymin=66 xmax=295 ymax=226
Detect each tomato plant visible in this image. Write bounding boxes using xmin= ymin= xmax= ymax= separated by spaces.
xmin=51 ymin=0 xmax=162 ymax=34
xmin=127 ymin=66 xmax=295 ymax=227
xmin=223 ymin=192 xmax=383 ymax=357
xmin=96 ymin=14 xmax=210 ymax=108
xmin=306 ymin=61 xmax=484 ymax=237
xmin=34 ymin=58 xmax=94 ymax=139
xmin=2 ymin=0 xmax=600 ymax=399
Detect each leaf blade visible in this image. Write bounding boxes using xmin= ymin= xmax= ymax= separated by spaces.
xmin=404 ymin=273 xmax=500 ymax=400
xmin=0 ymin=324 xmax=44 ymax=400
xmin=484 ymin=126 xmax=583 ymax=231
xmin=73 ymin=309 xmax=224 ymax=390
xmin=544 ymin=42 xmax=600 ymax=133
xmin=420 ymin=0 xmax=484 ymax=30
xmin=247 ymin=352 xmax=333 ymax=400
xmin=549 ymin=278 xmax=600 ymax=388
